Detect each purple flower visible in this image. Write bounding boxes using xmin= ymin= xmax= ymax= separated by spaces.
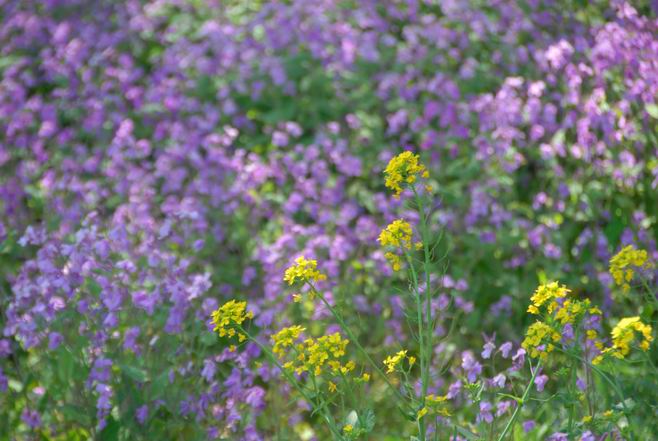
xmin=47 ymin=332 xmax=63 ymax=350
xmin=535 ymin=374 xmax=549 ymax=392
xmin=491 ymin=373 xmax=506 ymax=388
xmin=477 ymin=401 xmax=494 ymax=423
xmin=580 ymin=431 xmax=595 ymax=441
xmin=511 ymin=348 xmax=526 ymax=371
xmin=461 ymin=352 xmax=482 ymax=383
xmin=21 ymin=408 xmax=42 ymax=429
xmin=499 ymin=342 xmax=513 ymax=358
xmin=481 ymin=341 xmax=496 ymax=359
xmin=562 ymin=323 xmax=574 ymax=341
xmin=548 ymin=432 xmax=569 ymax=441
xmin=523 ymin=420 xmax=536 ymax=433
xmin=136 ymin=405 xmax=148 ymax=425
xmin=201 ymin=359 xmax=216 ymax=383
xmin=90 ymin=358 xmax=112 ymax=384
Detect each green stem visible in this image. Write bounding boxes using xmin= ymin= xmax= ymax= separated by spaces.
xmin=496 ymin=359 xmax=541 ymax=441
xmin=309 ymin=283 xmax=410 ymax=406
xmin=240 ymin=328 xmax=343 ymax=440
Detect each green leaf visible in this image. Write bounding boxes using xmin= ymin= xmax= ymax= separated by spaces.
xmin=120 ymin=365 xmax=148 ymax=383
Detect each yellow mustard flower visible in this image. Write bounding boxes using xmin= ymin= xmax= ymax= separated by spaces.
xmin=383 ymin=151 xmax=429 ymax=198
xmin=283 ymin=256 xmax=327 ymax=286
xmin=272 ymin=325 xmax=306 ymax=357
xmin=383 ymin=350 xmax=413 ymax=373
xmin=343 ymin=424 xmax=353 ymax=434
xmin=609 ymin=316 xmax=652 ymax=355
xmin=211 ymin=300 xmax=254 ymax=339
xmin=522 ymin=321 xmax=560 ymax=360
xmin=527 ymin=281 xmax=571 ymax=314
xmin=379 ymin=219 xmax=415 ymax=271
xmin=378 ymin=219 xmax=414 ymax=249
xmin=609 ymin=245 xmax=653 ymax=293
xmin=418 ymin=394 xmax=451 ymax=419
xmin=278 ymin=332 xmax=350 ymax=377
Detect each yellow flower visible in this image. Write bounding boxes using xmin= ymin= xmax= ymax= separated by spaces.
xmin=343 ymin=424 xmax=353 ymax=434
xmin=383 ymin=350 xmax=411 ymax=373
xmin=283 ymin=256 xmax=327 ymax=286
xmin=527 ymin=282 xmax=571 ymax=314
xmin=383 ymin=151 xmax=428 ymax=198
xmin=272 ymin=326 xmax=306 ymax=357
xmin=379 ymin=220 xmax=415 ymax=271
xmin=582 ymin=415 xmax=592 ymax=423
xmin=609 ymin=245 xmax=653 ymax=293
xmin=608 ymin=316 xmax=652 ymax=356
xmin=328 ymin=381 xmax=337 ymax=393
xmin=419 ymin=394 xmax=451 ymax=418
xmin=211 ymin=300 xmax=254 ymax=339
xmin=378 ymin=219 xmax=414 ymax=249
xmin=361 ymin=373 xmax=370 ymax=382
xmin=522 ymin=321 xmax=560 ymax=360
xmin=277 ymin=332 xmax=351 ymax=377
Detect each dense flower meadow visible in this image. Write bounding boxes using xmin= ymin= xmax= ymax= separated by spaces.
xmin=1 ymin=0 xmax=658 ymax=439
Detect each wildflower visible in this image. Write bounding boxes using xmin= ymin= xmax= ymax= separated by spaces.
xmin=534 ymin=374 xmax=548 ymax=392
xmin=210 ymin=300 xmax=254 ymax=339
xmin=283 ymin=256 xmax=327 ymax=286
xmin=426 ymin=394 xmax=451 ymax=416
xmin=417 ymin=407 xmax=428 ymax=420
xmin=383 ymin=350 xmax=410 ymax=373
xmin=527 ymin=282 xmax=570 ymax=314
xmin=278 ymin=333 xmax=350 ymax=376
xmin=383 ymin=151 xmax=429 ymax=198
xmin=360 ymin=373 xmax=370 ymax=382
xmin=384 ymin=252 xmax=403 ymax=271
xmin=609 ymin=245 xmax=653 ymax=293
xmin=272 ymin=326 xmax=305 ymax=357
xmin=343 ymin=424 xmax=353 ymax=434
xmin=607 ymin=316 xmax=652 ymax=356
xmin=328 ymin=381 xmax=337 ymax=393
xmin=522 ymin=321 xmax=560 ymax=360
xmin=378 ymin=219 xmax=413 ymax=249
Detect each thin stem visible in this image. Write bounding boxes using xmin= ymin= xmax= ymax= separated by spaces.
xmin=240 ymin=327 xmax=343 ymax=440
xmin=496 ymin=359 xmax=541 ymax=441
xmin=308 ymin=283 xmax=411 ymax=406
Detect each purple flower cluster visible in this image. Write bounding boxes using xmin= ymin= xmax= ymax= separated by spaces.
xmin=1 ymin=0 xmax=657 ymax=438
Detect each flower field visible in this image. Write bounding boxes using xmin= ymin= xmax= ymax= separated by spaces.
xmin=1 ymin=1 xmax=658 ymax=440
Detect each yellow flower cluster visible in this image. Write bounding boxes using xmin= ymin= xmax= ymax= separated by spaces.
xmin=378 ymin=219 xmax=420 ymax=271
xmin=378 ymin=219 xmax=413 ymax=248
xmin=211 ymin=300 xmax=254 ymax=341
xmin=283 ymin=256 xmax=327 ymax=286
xmin=527 ymin=281 xmax=571 ymax=315
xmin=383 ymin=151 xmax=429 ymax=198
xmin=593 ymin=317 xmax=653 ymax=364
xmin=276 ymin=332 xmax=351 ymax=376
xmin=417 ymin=394 xmax=451 ymax=420
xmin=522 ymin=321 xmax=560 ymax=360
xmin=272 ymin=325 xmax=306 ymax=357
xmin=609 ymin=245 xmax=653 ymax=293
xmin=554 ymin=298 xmax=594 ymax=325
xmin=383 ymin=349 xmax=416 ymax=373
